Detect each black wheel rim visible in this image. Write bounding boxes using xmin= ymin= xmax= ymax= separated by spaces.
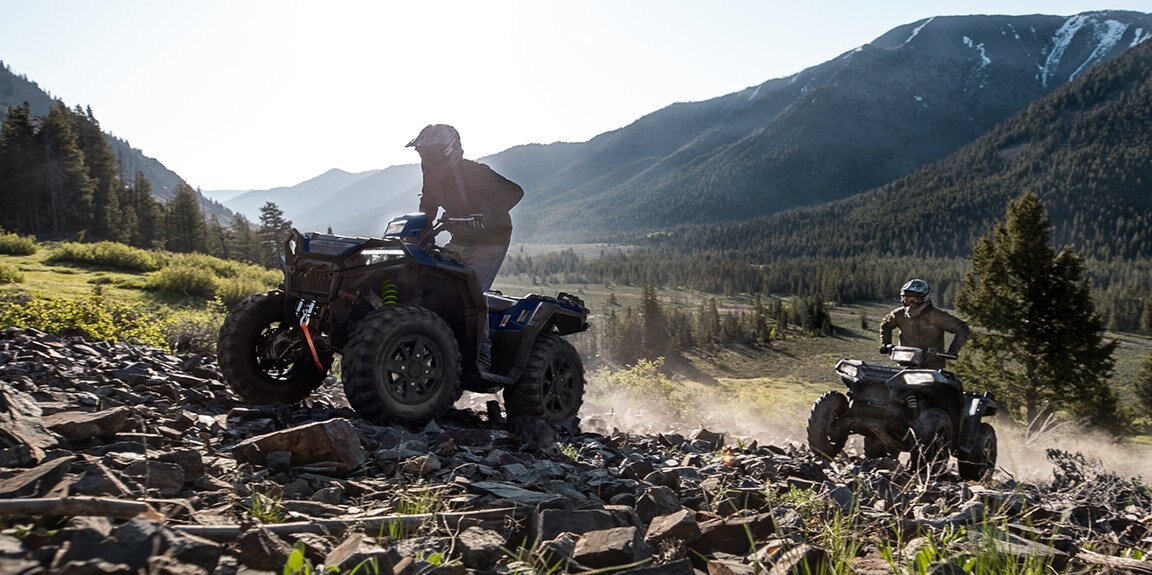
xmin=255 ymin=322 xmax=304 ymax=381
xmin=540 ymin=353 xmax=579 ymax=419
xmin=379 ymin=334 xmax=444 ymax=405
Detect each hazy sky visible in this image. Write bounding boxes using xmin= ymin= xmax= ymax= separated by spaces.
xmin=2 ymin=1 xmax=1149 ymax=191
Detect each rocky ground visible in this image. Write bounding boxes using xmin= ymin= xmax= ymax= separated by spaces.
xmin=1 ymin=326 xmax=1151 ymax=574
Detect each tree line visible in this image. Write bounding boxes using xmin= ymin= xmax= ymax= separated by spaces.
xmin=0 ymin=101 xmax=295 ymax=268
xmin=562 ymin=193 xmax=1145 ymax=434
xmin=504 ymin=248 xmax=1152 ymax=335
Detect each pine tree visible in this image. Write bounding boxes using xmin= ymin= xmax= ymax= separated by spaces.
xmin=1135 ymin=351 xmax=1152 ymax=413
xmin=956 ymin=192 xmax=1122 ymax=432
xmin=0 ymin=102 xmax=41 ymax=234
xmin=258 ymin=202 xmax=292 ymax=268
xmin=165 ymin=182 xmax=207 ymax=253
xmin=227 ymin=213 xmax=263 ymax=264
xmin=129 ymin=171 xmax=164 ymax=249
xmin=206 ymin=216 xmax=231 ymax=259
xmin=70 ymin=106 xmax=123 ymax=241
xmin=640 ymin=284 xmax=669 ymax=358
xmin=37 ymin=103 xmax=94 ymax=238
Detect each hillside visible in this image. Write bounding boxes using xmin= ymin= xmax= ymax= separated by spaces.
xmin=201 ymin=11 xmax=1152 ymax=242
xmin=0 ymin=61 xmax=229 ymax=219
xmin=652 ymin=37 xmax=1152 ymax=262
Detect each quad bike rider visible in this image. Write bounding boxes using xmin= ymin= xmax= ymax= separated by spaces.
xmin=806 ymin=279 xmax=998 ymax=480
xmin=216 ymin=213 xmax=590 ymax=427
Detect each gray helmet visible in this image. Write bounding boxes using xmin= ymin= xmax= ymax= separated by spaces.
xmin=406 ymin=124 xmax=463 ymax=166
xmin=900 ymin=279 xmax=930 ymax=298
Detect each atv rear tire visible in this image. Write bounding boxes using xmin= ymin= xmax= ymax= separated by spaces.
xmin=342 ymin=305 xmax=462 ymax=426
xmin=807 ymin=391 xmax=850 ymax=460
xmin=910 ymin=408 xmax=952 ymax=477
xmin=504 ymin=334 xmax=585 ymax=423
xmin=217 ymin=291 xmax=330 ymax=404
xmin=864 ymin=434 xmax=899 ymax=459
xmin=958 ymin=422 xmax=997 ymax=481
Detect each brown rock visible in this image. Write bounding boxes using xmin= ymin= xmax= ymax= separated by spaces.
xmin=573 ymin=526 xmax=653 ymax=569
xmin=43 ymin=407 xmax=133 ymax=442
xmin=232 ymin=418 xmax=366 ymax=475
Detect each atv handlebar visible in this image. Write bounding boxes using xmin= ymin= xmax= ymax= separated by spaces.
xmin=884 ymin=346 xmax=957 ymax=366
xmin=418 ymin=215 xmax=486 ymax=249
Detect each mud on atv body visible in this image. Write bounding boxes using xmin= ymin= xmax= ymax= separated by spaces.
xmin=806 ymin=346 xmax=998 ymax=481
xmin=217 ymin=213 xmax=589 ymax=427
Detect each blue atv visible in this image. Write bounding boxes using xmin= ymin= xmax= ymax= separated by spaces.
xmin=217 ymin=213 xmax=589 ymax=426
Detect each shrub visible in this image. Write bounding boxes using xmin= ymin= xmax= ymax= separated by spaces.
xmin=216 ymin=267 xmax=281 ymax=308
xmin=163 ymin=298 xmax=227 ymax=354
xmin=0 ymin=231 xmax=37 ymax=256
xmin=590 ymin=357 xmax=692 ymax=420
xmin=144 ymin=263 xmax=219 ymax=299
xmin=146 ymin=254 xmax=277 ymax=305
xmin=162 ymin=252 xmax=248 ymax=278
xmin=0 ymin=263 xmax=23 ymax=284
xmin=46 ymin=241 xmax=161 ymax=272
xmin=0 ymin=293 xmax=167 ymax=347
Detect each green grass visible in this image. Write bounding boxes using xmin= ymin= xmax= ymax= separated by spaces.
xmin=0 ymin=241 xmax=276 ymax=352
xmin=4 ymin=239 xmax=1151 ymax=432
xmin=499 ymin=246 xmax=1152 ymax=444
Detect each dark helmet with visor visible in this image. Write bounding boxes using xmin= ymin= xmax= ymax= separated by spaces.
xmin=406 ymin=124 xmax=463 ymax=167
xmin=900 ymin=278 xmax=930 ymax=298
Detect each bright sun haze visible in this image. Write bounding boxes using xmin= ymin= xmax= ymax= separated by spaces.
xmin=1 ymin=0 xmax=1148 ymax=190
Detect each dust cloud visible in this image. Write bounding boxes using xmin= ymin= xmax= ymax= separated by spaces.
xmin=576 ymin=380 xmax=1152 ymax=485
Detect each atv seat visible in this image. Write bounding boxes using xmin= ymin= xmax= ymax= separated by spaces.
xmin=485 ymin=293 xmax=517 ymax=312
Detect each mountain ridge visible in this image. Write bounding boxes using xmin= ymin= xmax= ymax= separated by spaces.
xmin=210 ymin=11 xmax=1152 ymax=242
xmin=0 ymin=61 xmax=230 ymax=220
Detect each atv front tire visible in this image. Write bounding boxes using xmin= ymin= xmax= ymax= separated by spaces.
xmin=910 ymin=408 xmax=952 ymax=477
xmin=217 ymin=291 xmax=330 ymax=404
xmin=807 ymin=391 xmax=850 ymax=459
xmin=342 ymin=305 xmax=462 ymax=426
xmin=958 ymin=422 xmax=997 ymax=481
xmin=504 ymin=334 xmax=585 ymax=423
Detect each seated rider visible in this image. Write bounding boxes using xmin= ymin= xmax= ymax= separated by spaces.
xmin=407 ymin=124 xmax=524 ymax=369
xmin=879 ymin=279 xmax=969 ymax=369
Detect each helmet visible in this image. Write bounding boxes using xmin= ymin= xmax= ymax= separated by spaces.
xmin=900 ymin=279 xmax=930 ymax=298
xmin=406 ymin=124 xmax=463 ymax=167
xmin=406 ymin=124 xmax=460 ymax=148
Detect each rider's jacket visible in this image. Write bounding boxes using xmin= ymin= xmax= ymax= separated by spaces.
xmin=418 ymin=159 xmax=524 ymax=246
xmin=880 ymin=300 xmax=969 ymax=369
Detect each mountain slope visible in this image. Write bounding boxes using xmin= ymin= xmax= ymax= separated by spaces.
xmin=0 ymin=61 xmax=228 ymax=219
xmin=504 ymin=11 xmax=1152 ymax=241
xmin=293 ymin=164 xmax=421 ymax=235
xmin=220 ymin=11 xmax=1151 ymax=242
xmin=651 ymin=37 xmax=1152 ymax=261
xmin=222 ymin=168 xmax=380 ymax=223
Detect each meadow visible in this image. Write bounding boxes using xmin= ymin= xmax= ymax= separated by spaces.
xmin=4 ymin=237 xmax=1151 ymax=481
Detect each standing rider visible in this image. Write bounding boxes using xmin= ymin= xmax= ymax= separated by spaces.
xmin=407 ymin=124 xmax=524 ymax=368
xmin=879 ymin=279 xmax=969 ymax=369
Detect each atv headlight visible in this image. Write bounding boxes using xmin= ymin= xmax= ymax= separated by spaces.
xmin=902 ymin=372 xmax=937 ymax=386
xmin=837 ymin=364 xmax=859 ymax=379
xmin=360 ymin=248 xmax=406 ymax=266
xmin=288 ymin=238 xmax=298 ymax=256
xmin=384 ymin=219 xmax=408 ymax=236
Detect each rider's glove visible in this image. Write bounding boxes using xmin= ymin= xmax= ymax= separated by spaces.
xmin=468 ymin=214 xmax=486 ymax=229
xmin=879 ymin=344 xmax=893 ymax=355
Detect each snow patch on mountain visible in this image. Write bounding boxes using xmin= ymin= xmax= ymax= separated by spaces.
xmin=905 ymin=17 xmax=934 ymax=44
xmin=1043 ymin=15 xmax=1088 ymax=88
xmin=1132 ymin=27 xmax=1151 ymax=47
xmin=963 ymin=36 xmax=992 ymax=67
xmin=1068 ymin=19 xmax=1129 ymax=81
